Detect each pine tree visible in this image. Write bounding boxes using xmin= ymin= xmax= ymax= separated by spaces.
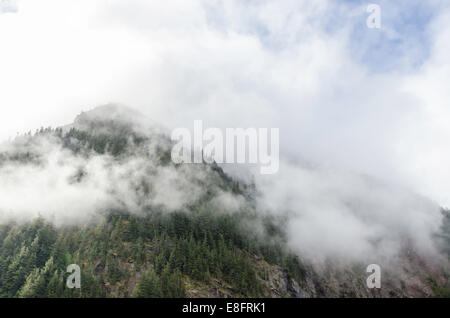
xmin=133 ymin=269 xmax=161 ymax=298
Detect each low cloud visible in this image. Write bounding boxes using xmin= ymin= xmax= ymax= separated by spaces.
xmin=0 ymin=0 xmax=449 ymax=267
xmin=254 ymin=161 xmax=443 ymax=264
xmin=0 ymin=113 xmax=446 ymax=269
xmin=0 ymin=132 xmax=214 ymax=225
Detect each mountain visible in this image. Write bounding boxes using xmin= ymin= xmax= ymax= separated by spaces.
xmin=0 ymin=105 xmax=448 ymax=298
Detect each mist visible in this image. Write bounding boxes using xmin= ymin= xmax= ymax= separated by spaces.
xmin=0 ymin=0 xmax=449 ymax=269
xmin=254 ymin=161 xmax=443 ymax=265
xmin=0 ymin=129 xmax=220 ymax=226
xmin=0 ymin=107 xmax=446 ymax=272
xmin=1 ymin=0 xmax=450 ymax=209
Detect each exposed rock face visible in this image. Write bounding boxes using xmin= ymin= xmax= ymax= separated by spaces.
xmin=246 ymin=251 xmax=449 ymax=298
xmin=85 ymin=246 xmax=448 ymax=298
xmin=262 ymin=266 xmax=310 ymax=298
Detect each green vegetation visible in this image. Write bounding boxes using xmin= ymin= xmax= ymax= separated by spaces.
xmin=427 ymin=277 xmax=450 ymax=298
xmin=1 ymin=116 xmax=447 ymax=298
xmin=0 ymin=122 xmax=306 ymax=298
xmin=0 ymin=209 xmax=307 ymax=298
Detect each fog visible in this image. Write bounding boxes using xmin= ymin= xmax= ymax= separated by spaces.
xmin=254 ymin=161 xmax=443 ymax=264
xmin=0 ymin=108 xmax=445 ymax=269
xmin=0 ymin=130 xmax=214 ymax=226
xmin=1 ymin=0 xmax=450 ymax=208
xmin=0 ymin=1 xmax=449 ymax=266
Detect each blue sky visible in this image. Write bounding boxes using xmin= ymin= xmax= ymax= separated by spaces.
xmin=203 ymin=0 xmax=440 ymax=73
xmin=345 ymin=0 xmax=438 ymax=73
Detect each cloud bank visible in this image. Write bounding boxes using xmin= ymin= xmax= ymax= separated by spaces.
xmin=1 ymin=0 xmax=449 ymax=207
xmin=0 ymin=1 xmax=449 ymax=265
xmin=0 ymin=131 xmax=215 ymax=226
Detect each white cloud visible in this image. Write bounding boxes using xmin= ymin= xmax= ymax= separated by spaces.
xmin=0 ymin=0 xmax=449 ymax=262
xmin=255 ymin=161 xmax=442 ymax=263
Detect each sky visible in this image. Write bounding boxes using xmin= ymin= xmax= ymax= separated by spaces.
xmin=1 ymin=0 xmax=450 ymax=208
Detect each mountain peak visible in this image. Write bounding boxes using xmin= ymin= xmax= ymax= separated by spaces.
xmin=74 ymin=104 xmax=144 ymax=125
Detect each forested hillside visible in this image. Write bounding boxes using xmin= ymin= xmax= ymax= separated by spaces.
xmin=0 ymin=108 xmax=306 ymax=298
xmin=0 ymin=211 xmax=302 ymax=298
xmin=0 ymin=106 xmax=448 ymax=298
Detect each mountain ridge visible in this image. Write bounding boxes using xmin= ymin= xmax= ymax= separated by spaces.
xmin=0 ymin=105 xmax=448 ymax=298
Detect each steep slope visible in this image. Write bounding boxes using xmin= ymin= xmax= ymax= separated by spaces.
xmin=0 ymin=105 xmax=448 ymax=298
